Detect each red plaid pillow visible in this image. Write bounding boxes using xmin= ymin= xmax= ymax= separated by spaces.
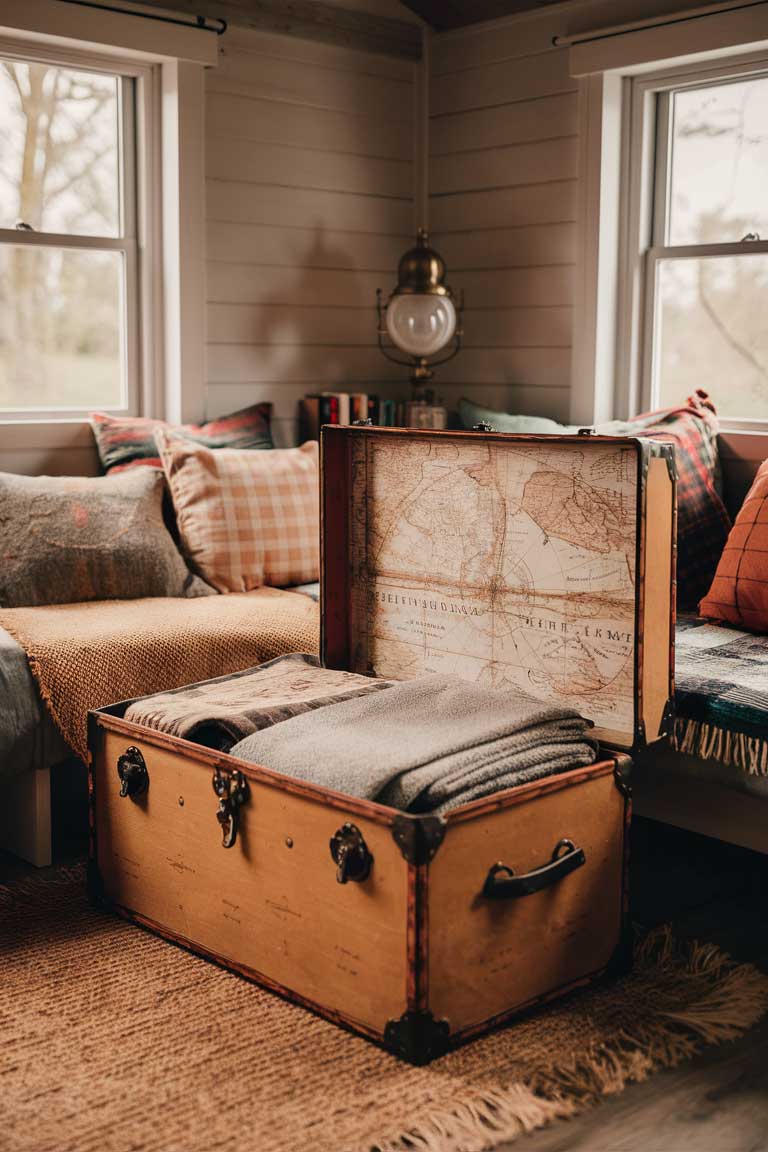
xmin=627 ymin=390 xmax=731 ymax=609
xmin=90 ymin=403 xmax=273 ymax=473
xmin=155 ymin=431 xmax=319 ymax=591
xmin=700 ymin=459 xmax=768 ymax=632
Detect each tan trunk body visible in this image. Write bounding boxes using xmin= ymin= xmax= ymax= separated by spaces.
xmin=89 ymin=427 xmax=674 ymax=1063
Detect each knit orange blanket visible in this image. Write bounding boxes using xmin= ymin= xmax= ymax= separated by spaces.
xmin=0 ymin=589 xmax=319 ymax=762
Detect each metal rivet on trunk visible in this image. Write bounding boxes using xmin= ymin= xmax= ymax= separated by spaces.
xmin=285 ymin=837 xmax=293 ymax=848
xmin=178 ymin=796 xmax=184 ymax=807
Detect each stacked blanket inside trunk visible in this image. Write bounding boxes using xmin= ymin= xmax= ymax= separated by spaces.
xmin=230 ymin=672 xmax=596 ymax=814
xmin=124 ymin=653 xmax=393 ymax=750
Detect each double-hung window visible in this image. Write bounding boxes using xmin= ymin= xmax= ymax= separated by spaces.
xmin=0 ymin=44 xmax=141 ymax=419
xmin=628 ymin=60 xmax=768 ymax=427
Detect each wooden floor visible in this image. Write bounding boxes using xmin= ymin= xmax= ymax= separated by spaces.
xmin=3 ymin=804 xmax=767 ymax=1152
xmin=507 ymin=819 xmax=768 ymax=1152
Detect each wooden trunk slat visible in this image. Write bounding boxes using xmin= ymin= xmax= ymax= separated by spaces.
xmin=94 ymin=730 xmax=410 ymax=1034
xmin=641 ymin=454 xmax=676 ymax=743
xmin=87 ymin=426 xmax=666 ymax=1060
xmin=427 ymin=769 xmax=625 ymax=1033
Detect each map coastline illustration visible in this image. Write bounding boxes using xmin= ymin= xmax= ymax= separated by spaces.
xmin=348 ymin=435 xmax=639 ymax=742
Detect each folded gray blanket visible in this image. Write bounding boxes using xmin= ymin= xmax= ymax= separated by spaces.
xmin=124 ymin=653 xmax=393 ymax=751
xmin=230 ymin=675 xmax=596 ymax=814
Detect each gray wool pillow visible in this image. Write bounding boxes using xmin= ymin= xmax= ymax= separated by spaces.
xmin=0 ymin=468 xmax=214 ymax=607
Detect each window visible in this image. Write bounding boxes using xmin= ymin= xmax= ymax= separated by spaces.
xmin=631 ymin=61 xmax=768 ymax=426
xmin=0 ymin=46 xmax=140 ymax=418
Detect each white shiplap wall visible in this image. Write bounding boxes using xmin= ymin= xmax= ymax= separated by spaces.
xmin=204 ymin=26 xmax=418 ymax=445
xmin=428 ymin=13 xmax=578 ymax=423
xmin=426 ymin=0 xmax=723 ymax=424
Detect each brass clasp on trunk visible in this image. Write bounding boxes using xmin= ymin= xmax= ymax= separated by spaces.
xmin=212 ymin=768 xmax=249 ymax=849
xmin=330 ymin=823 xmax=373 ymax=884
xmin=117 ymin=747 xmax=149 ymax=799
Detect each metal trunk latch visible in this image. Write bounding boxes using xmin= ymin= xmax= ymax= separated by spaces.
xmin=117 ymin=747 xmax=149 ymax=799
xmin=212 ymin=767 xmax=249 ymax=849
xmin=330 ymin=823 xmax=373 ymax=884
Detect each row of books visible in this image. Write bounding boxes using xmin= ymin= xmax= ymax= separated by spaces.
xmin=299 ymin=392 xmax=398 ymax=441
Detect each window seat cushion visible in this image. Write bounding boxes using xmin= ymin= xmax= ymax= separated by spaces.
xmin=672 ymin=614 xmax=768 ymax=775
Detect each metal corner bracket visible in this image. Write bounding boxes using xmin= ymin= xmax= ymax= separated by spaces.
xmin=390 ymin=814 xmax=446 ymax=866
xmin=612 ymin=754 xmax=633 ymax=799
xmin=384 ymin=1011 xmax=450 ymax=1065
xmin=631 ymin=717 xmax=647 ymax=755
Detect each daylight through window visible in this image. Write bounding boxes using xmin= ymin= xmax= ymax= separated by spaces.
xmin=646 ymin=73 xmax=768 ymax=421
xmin=0 ymin=53 xmax=138 ymax=416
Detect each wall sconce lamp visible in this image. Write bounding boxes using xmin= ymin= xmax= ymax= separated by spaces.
xmin=376 ymin=228 xmax=463 ymax=397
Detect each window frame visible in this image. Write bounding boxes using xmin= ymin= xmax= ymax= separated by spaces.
xmin=0 ymin=35 xmax=158 ymax=422
xmin=618 ymin=50 xmax=768 ymax=433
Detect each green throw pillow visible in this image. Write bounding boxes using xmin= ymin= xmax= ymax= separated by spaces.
xmin=458 ymin=398 xmax=577 ymax=435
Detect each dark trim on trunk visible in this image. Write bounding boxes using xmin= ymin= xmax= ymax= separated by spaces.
xmin=443 ymin=760 xmax=616 ymax=825
xmin=108 ymin=901 xmax=392 ymax=1047
xmin=391 ymin=814 xmax=446 ymax=865
xmin=383 ymin=1010 xmax=450 ymax=1065
xmin=90 ymin=710 xmax=398 ymax=828
xmin=660 ymin=696 xmax=676 ymax=741
xmin=86 ymin=712 xmax=102 ymax=906
xmin=612 ymin=754 xmax=633 ymax=799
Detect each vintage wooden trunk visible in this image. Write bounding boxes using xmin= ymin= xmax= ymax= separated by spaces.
xmin=88 ymin=427 xmax=676 ymax=1064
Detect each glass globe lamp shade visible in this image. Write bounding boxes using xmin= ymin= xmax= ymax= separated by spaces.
xmin=385 ymin=293 xmax=457 ymax=358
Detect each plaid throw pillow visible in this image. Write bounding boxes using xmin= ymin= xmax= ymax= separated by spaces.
xmin=700 ymin=459 xmax=768 ymax=632
xmin=627 ymin=390 xmax=732 ymax=609
xmin=90 ymin=403 xmax=273 ymax=473
xmin=156 ymin=431 xmax=319 ymax=592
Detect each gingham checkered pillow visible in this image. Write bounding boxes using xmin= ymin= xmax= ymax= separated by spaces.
xmin=155 ymin=430 xmax=319 ymax=592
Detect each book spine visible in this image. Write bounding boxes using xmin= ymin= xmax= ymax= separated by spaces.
xmin=337 ymin=393 xmax=351 ymax=425
xmin=299 ymin=396 xmax=319 ymax=442
xmin=319 ymin=394 xmax=339 ymax=426
xmin=350 ymin=393 xmax=368 ymax=423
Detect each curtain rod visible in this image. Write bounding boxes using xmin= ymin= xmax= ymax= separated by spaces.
xmin=60 ymin=0 xmax=227 ymax=35
xmin=553 ymin=0 xmax=766 ymax=48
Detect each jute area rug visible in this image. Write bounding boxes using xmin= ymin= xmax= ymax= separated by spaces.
xmin=2 ymin=867 xmax=766 ymax=1152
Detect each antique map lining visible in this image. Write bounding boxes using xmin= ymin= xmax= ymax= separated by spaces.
xmin=348 ymin=434 xmax=639 ymax=743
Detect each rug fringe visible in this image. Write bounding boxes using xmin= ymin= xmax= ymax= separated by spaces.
xmin=369 ymin=1085 xmax=575 ymax=1152
xmin=672 ymin=717 xmax=768 ymax=776
xmin=365 ymin=925 xmax=768 ymax=1152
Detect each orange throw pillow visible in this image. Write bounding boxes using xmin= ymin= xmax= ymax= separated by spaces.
xmin=700 ymin=459 xmax=768 ymax=631
xmin=156 ymin=430 xmax=319 ymax=592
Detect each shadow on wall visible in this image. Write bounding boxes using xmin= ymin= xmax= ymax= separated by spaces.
xmin=245 ymin=223 xmax=377 ymax=379
xmin=208 ymin=224 xmax=410 ymax=441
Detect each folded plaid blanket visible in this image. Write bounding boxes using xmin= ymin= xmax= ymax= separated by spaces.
xmin=124 ymin=653 xmax=393 ymax=750
xmin=231 ymin=675 xmax=596 ymax=814
xmin=673 ymin=615 xmax=768 ymax=775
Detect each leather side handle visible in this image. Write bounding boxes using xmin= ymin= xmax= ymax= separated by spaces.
xmin=482 ymin=839 xmax=586 ymax=900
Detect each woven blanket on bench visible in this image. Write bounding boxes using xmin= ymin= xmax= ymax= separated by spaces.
xmin=0 ymin=589 xmax=319 ymax=763
xmin=673 ymin=615 xmax=768 ymax=776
